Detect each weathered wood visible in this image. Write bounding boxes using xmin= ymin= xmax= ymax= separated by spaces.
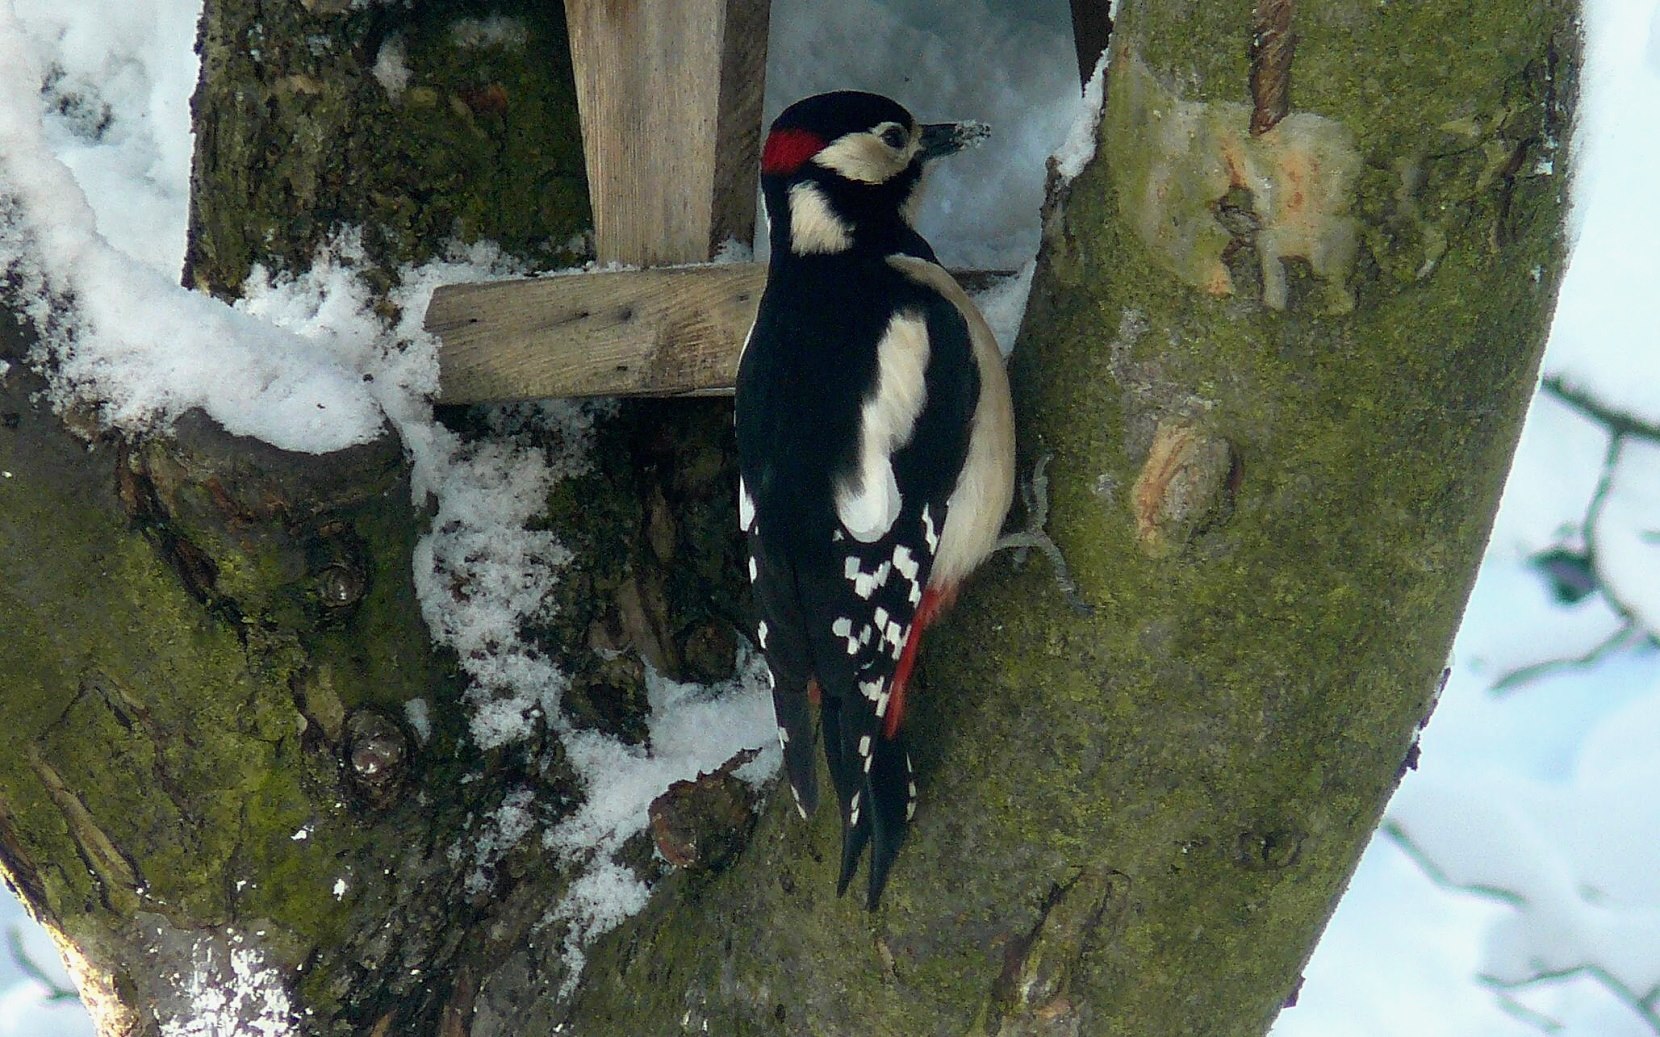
xmin=563 ymin=0 xmax=771 ymax=266
xmin=429 ymin=264 xmax=763 ymax=402
xmin=427 ymin=265 xmax=1015 ymax=403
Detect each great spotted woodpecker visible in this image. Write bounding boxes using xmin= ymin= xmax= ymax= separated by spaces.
xmin=735 ymin=91 xmax=1015 ymax=908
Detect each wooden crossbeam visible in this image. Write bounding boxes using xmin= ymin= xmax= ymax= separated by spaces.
xmin=426 ymin=265 xmax=1011 ymax=404
xmin=428 ymin=264 xmax=764 ymax=403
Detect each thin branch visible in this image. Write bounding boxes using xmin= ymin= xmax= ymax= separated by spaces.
xmin=1479 ymin=965 xmax=1660 ymax=1036
xmin=1490 ymin=621 xmax=1648 ymax=695
xmin=1541 ymin=376 xmax=1660 ymax=442
xmin=1489 ymin=988 xmax=1564 ymax=1035
xmin=5 ymin=924 xmax=79 ymax=1002
xmin=1498 ymin=427 xmax=1660 ymax=694
xmin=1381 ymin=822 xmax=1529 ymax=908
xmin=1385 ymin=825 xmax=1660 ymax=1036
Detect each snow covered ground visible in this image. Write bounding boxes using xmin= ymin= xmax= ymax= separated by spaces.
xmin=3 ymin=0 xmax=1659 ymax=1034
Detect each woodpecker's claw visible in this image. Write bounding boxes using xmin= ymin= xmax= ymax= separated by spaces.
xmin=997 ymin=453 xmax=1094 ymax=616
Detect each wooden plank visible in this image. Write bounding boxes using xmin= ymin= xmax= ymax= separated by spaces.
xmin=426 ymin=265 xmax=1015 ymax=404
xmin=710 ymin=0 xmax=771 ymax=253
xmin=563 ymin=0 xmax=771 ymax=266
xmin=428 ymin=264 xmax=766 ymax=403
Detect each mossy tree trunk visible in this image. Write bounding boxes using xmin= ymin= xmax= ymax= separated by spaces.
xmin=0 ymin=1 xmax=1575 ymax=1036
xmin=2 ymin=2 xmax=733 ymax=1034
xmin=569 ymin=2 xmax=1577 ymax=1034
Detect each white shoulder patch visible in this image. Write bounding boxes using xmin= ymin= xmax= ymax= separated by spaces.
xmin=788 ymin=182 xmax=852 ymax=254
xmin=835 ymin=311 xmax=930 ymax=542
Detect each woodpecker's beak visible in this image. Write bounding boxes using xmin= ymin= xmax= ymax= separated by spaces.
xmin=918 ymin=121 xmax=990 ymax=162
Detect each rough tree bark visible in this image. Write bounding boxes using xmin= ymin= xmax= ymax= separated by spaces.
xmin=0 ymin=1 xmax=1576 ymax=1035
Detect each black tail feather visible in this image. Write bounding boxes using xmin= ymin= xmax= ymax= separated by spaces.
xmin=837 ymin=820 xmax=873 ymax=900
xmin=824 ymin=700 xmax=914 ymax=909
xmin=772 ymin=673 xmax=818 ymax=816
xmin=864 ymin=733 xmax=913 ymax=909
xmin=821 ymin=701 xmax=870 ymax=897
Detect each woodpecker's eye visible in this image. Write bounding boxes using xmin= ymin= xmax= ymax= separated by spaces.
xmin=880 ymin=125 xmax=909 ymax=151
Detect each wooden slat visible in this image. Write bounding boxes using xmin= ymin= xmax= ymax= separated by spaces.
xmin=428 ymin=264 xmax=766 ymax=403
xmin=563 ymin=0 xmax=770 ymax=266
xmin=426 ymin=265 xmax=1016 ymax=404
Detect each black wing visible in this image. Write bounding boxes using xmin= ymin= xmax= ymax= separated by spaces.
xmin=736 ymin=259 xmax=978 ymax=907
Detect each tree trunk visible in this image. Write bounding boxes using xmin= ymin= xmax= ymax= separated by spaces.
xmin=567 ymin=2 xmax=1578 ymax=1034
xmin=0 ymin=1 xmax=1576 ymax=1036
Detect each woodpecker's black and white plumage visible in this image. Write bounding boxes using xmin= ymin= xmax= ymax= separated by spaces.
xmin=735 ymin=91 xmax=1015 ymax=909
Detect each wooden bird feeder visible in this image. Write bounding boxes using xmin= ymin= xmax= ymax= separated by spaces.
xmin=424 ymin=0 xmax=1113 ymax=404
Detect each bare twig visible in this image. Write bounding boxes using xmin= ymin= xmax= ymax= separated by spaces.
xmin=1481 ymin=966 xmax=1660 ymax=1036
xmin=1490 ymin=621 xmax=1650 ymax=695
xmin=5 ymin=924 xmax=79 ymax=1002
xmin=1497 ymin=421 xmax=1660 ymax=693
xmin=1542 ymin=376 xmax=1660 ymax=442
xmin=1384 ymin=823 xmax=1660 ymax=1035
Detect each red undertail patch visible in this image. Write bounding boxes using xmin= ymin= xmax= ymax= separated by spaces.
xmin=884 ymin=585 xmax=957 ymax=740
xmin=761 ymin=128 xmax=826 ymax=176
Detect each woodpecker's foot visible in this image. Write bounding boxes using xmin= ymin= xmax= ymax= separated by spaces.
xmin=997 ymin=454 xmax=1093 ymax=615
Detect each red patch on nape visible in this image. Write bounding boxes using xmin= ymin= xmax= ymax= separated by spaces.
xmin=761 ymin=128 xmax=826 ymax=175
xmin=884 ymin=585 xmax=958 ymax=740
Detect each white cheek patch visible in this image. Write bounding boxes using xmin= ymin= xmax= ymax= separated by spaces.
xmin=836 ymin=312 xmax=930 ymax=542
xmin=788 ymin=182 xmax=852 ymax=254
xmin=812 ymin=128 xmax=911 ymax=185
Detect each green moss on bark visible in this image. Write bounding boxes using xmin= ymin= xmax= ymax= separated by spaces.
xmin=0 ymin=316 xmax=488 ymax=1031
xmin=0 ymin=384 xmax=353 ymax=948
xmin=186 ymin=0 xmax=591 ymax=296
xmin=987 ymin=4 xmax=1573 ymax=1031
